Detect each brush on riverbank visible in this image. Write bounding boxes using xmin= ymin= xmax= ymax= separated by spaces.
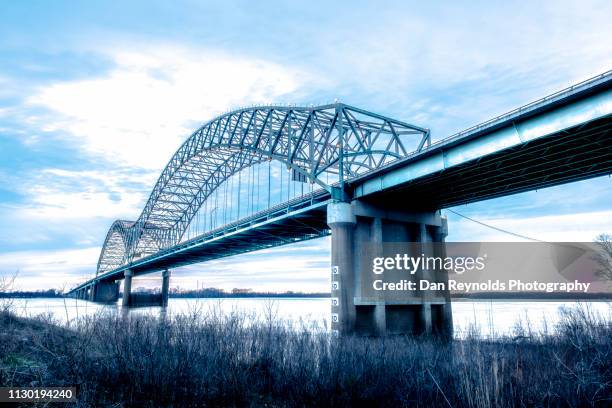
xmin=0 ymin=304 xmax=610 ymax=407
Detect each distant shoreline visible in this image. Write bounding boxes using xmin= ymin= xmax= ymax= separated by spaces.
xmin=0 ymin=290 xmax=331 ymax=299
xmin=453 ymin=291 xmax=612 ymax=300
xmin=1 ymin=290 xmax=611 ymax=300
xmin=170 ymin=291 xmax=331 ymax=299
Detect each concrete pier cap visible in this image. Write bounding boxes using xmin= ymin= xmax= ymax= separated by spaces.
xmin=326 ymin=201 xmax=356 ymax=225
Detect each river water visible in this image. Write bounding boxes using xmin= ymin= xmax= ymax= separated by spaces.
xmin=2 ymin=297 xmax=610 ymax=338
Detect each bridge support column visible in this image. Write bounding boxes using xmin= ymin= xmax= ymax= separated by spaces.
xmin=91 ymin=281 xmax=119 ymax=303
xmin=122 ymin=269 xmax=133 ymax=307
xmin=328 ymin=202 xmax=357 ymax=334
xmin=434 ymin=220 xmax=453 ymax=337
xmin=161 ymin=269 xmax=170 ymax=307
xmin=327 ymin=200 xmax=453 ymax=337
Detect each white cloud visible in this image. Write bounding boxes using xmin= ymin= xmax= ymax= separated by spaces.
xmin=0 ymin=247 xmax=99 ymax=291
xmin=305 ymin=1 xmax=612 ymax=136
xmin=0 ymin=107 xmax=13 ymax=118
xmin=13 ymin=168 xmax=151 ymax=221
xmin=27 ymin=45 xmax=313 ymax=170
xmin=0 ymin=167 xmax=153 ymax=251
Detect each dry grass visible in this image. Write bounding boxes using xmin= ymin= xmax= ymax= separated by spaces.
xmin=0 ymin=304 xmax=610 ymax=407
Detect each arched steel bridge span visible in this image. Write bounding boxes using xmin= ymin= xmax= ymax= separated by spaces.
xmin=94 ymin=102 xmax=432 ymax=276
xmin=68 ymin=71 xmax=612 ymax=335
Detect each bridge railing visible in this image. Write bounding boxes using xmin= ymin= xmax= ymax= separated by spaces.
xmin=429 ymin=70 xmax=612 ymax=148
xmin=347 ymin=70 xmax=612 ymax=186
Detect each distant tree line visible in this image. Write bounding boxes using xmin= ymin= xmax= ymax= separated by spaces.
xmin=453 ymin=291 xmax=612 ymax=300
xmin=0 ymin=287 xmax=328 ymax=299
xmin=169 ymin=288 xmax=330 ymax=298
xmin=0 ymin=289 xmax=63 ymax=298
xmin=3 ymin=288 xmax=610 ymax=300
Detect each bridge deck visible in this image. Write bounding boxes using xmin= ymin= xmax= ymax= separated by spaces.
xmin=356 ymin=115 xmax=611 ymax=208
xmin=352 ymin=73 xmax=612 ymax=206
xmin=82 ymin=193 xmax=330 ymax=288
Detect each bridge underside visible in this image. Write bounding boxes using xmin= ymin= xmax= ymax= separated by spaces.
xmin=357 ymin=115 xmax=612 ymax=209
xmin=95 ymin=200 xmax=330 ymax=283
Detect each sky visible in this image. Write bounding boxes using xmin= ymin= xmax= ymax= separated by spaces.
xmin=0 ymin=0 xmax=611 ymax=292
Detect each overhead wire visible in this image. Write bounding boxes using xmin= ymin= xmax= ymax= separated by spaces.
xmin=446 ymin=209 xmax=546 ymax=242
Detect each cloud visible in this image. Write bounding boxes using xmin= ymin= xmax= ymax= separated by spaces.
xmin=301 ymin=1 xmax=612 ymax=137
xmin=0 ymin=247 xmax=99 ymax=291
xmin=0 ymin=167 xmax=156 ymax=252
xmin=8 ymin=168 xmax=151 ymax=221
xmin=26 ymin=45 xmax=314 ymax=170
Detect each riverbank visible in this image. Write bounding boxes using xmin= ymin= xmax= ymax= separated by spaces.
xmin=0 ymin=306 xmax=610 ymax=407
xmin=4 ymin=291 xmax=610 ymax=300
xmin=0 ymin=290 xmax=330 ymax=299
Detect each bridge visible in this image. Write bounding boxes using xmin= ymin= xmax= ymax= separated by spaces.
xmin=68 ymin=71 xmax=612 ymax=336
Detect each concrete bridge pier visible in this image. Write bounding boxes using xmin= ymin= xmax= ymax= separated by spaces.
xmin=72 ymin=282 xmax=119 ymax=303
xmin=328 ymin=202 xmax=357 ymax=334
xmin=120 ymin=268 xmax=170 ymax=308
xmin=91 ymin=281 xmax=120 ymax=303
xmin=161 ymin=269 xmax=171 ymax=307
xmin=122 ymin=269 xmax=133 ymax=307
xmin=82 ymin=287 xmax=91 ymax=300
xmin=328 ymin=200 xmax=453 ymax=337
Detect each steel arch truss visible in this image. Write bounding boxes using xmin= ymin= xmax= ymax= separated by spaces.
xmin=97 ymin=103 xmax=429 ymax=275
xmin=96 ymin=220 xmax=134 ymax=275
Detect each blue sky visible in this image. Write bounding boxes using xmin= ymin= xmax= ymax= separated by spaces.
xmin=0 ymin=0 xmax=611 ymax=291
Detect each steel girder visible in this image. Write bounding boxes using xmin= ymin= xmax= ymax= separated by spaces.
xmin=95 ymin=103 xmax=428 ymax=275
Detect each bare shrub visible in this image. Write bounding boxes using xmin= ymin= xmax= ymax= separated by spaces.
xmin=0 ymin=303 xmax=610 ymax=407
xmin=0 ymin=270 xmax=18 ymax=313
xmin=594 ymin=233 xmax=612 ymax=283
